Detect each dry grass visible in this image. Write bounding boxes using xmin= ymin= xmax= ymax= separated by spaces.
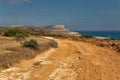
xmin=0 ymin=36 xmax=19 ymax=54
xmin=0 ymin=47 xmax=33 ymax=68
xmin=0 ymin=36 xmax=33 ymax=68
xmin=0 ymin=36 xmax=58 ymax=68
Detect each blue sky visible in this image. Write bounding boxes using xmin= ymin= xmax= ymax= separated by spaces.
xmin=0 ymin=0 xmax=120 ymax=30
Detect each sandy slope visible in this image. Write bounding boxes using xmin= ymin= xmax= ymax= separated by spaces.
xmin=0 ymin=39 xmax=120 ymax=80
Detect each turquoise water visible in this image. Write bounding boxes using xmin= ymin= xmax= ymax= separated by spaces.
xmin=77 ymin=31 xmax=120 ymax=38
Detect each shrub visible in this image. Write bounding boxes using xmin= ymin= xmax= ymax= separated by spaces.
xmin=23 ymin=39 xmax=39 ymax=50
xmin=110 ymin=38 xmax=120 ymax=40
xmin=48 ymin=40 xmax=58 ymax=48
xmin=3 ymin=29 xmax=29 ymax=37
xmin=80 ymin=34 xmax=94 ymax=38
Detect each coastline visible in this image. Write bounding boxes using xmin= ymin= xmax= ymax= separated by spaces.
xmin=94 ymin=36 xmax=110 ymax=39
xmin=77 ymin=31 xmax=120 ymax=39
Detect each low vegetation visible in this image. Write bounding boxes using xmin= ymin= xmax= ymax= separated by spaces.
xmin=23 ymin=39 xmax=39 ymax=50
xmin=0 ymin=36 xmax=58 ymax=68
xmin=0 ymin=47 xmax=33 ymax=68
xmin=110 ymin=38 xmax=120 ymax=40
xmin=48 ymin=40 xmax=58 ymax=48
xmin=3 ymin=29 xmax=29 ymax=37
xmin=37 ymin=39 xmax=58 ymax=53
xmin=50 ymin=34 xmax=120 ymax=53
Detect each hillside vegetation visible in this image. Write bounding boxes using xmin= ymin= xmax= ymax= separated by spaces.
xmin=3 ymin=29 xmax=29 ymax=37
xmin=0 ymin=36 xmax=58 ymax=68
xmin=0 ymin=26 xmax=120 ymax=53
xmin=0 ymin=26 xmax=120 ymax=80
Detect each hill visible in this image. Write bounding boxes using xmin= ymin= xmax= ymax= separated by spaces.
xmin=6 ymin=24 xmax=79 ymax=36
xmin=0 ymin=25 xmax=120 ymax=80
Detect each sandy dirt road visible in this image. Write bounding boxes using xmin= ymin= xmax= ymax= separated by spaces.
xmin=0 ymin=39 xmax=120 ymax=80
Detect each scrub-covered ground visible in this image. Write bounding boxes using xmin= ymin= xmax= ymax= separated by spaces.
xmin=0 ymin=38 xmax=120 ymax=80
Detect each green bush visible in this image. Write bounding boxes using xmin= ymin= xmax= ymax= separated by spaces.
xmin=80 ymin=34 xmax=94 ymax=38
xmin=23 ymin=39 xmax=39 ymax=50
xmin=3 ymin=29 xmax=29 ymax=37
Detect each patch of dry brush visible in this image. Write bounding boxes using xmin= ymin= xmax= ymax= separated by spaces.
xmin=0 ymin=47 xmax=33 ymax=68
xmin=0 ymin=37 xmax=58 ymax=68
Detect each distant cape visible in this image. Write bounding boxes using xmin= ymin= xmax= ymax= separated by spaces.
xmin=8 ymin=24 xmax=80 ymax=36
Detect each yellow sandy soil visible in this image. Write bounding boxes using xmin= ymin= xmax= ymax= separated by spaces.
xmin=0 ymin=38 xmax=120 ymax=80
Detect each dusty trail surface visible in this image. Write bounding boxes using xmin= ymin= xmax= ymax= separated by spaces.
xmin=0 ymin=39 xmax=120 ymax=80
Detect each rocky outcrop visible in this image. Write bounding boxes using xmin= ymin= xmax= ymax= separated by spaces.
xmin=43 ymin=25 xmax=69 ymax=32
xmin=9 ymin=25 xmax=69 ymax=32
xmin=8 ymin=24 xmax=80 ymax=36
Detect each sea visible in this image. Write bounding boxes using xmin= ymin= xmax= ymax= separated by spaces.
xmin=76 ymin=31 xmax=120 ymax=38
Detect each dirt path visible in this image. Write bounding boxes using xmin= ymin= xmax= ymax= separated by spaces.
xmin=0 ymin=39 xmax=120 ymax=80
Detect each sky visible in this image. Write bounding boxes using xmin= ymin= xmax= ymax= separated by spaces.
xmin=0 ymin=0 xmax=120 ymax=31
